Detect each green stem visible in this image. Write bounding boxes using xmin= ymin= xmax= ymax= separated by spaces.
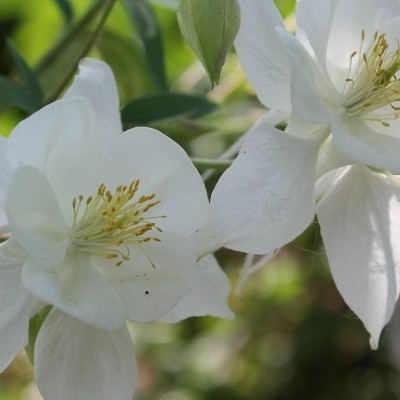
xmin=191 ymin=157 xmax=232 ymax=170
xmin=44 ymin=0 xmax=117 ymax=104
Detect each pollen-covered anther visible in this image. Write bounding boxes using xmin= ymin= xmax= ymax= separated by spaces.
xmin=71 ymin=179 xmax=164 ymax=266
xmin=343 ymin=30 xmax=400 ymax=126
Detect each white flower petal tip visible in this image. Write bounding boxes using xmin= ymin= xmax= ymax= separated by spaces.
xmin=317 ymin=165 xmax=400 ymax=346
xmin=158 ymin=254 xmax=234 ymax=323
xmin=369 ymin=337 xmax=378 ymax=351
xmin=5 ymin=166 xmax=69 ymax=269
xmin=235 ymin=0 xmax=291 ymax=111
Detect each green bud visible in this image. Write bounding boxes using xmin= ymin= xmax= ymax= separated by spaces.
xmin=178 ymin=0 xmax=240 ymax=87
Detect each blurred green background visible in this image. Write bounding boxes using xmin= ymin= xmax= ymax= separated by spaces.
xmin=0 ymin=0 xmax=399 ymax=399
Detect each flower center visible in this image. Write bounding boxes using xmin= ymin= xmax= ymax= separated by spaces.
xmin=71 ymin=180 xmax=164 ymax=266
xmin=343 ymin=30 xmax=400 ymax=126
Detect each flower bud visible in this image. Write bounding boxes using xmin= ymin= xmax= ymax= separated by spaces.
xmin=178 ymin=0 xmax=240 ymax=86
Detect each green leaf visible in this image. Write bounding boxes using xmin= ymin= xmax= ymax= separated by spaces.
xmin=35 ymin=0 xmax=116 ymax=104
xmin=0 ymin=76 xmax=39 ymax=112
xmin=6 ymin=41 xmax=43 ymax=111
xmin=123 ymin=0 xmax=168 ymax=92
xmin=121 ymin=93 xmax=217 ymax=125
xmin=177 ymin=0 xmax=240 ymax=87
xmin=53 ymin=0 xmax=74 ymax=23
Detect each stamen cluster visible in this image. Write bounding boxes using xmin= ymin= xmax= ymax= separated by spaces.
xmin=343 ymin=30 xmax=400 ymax=126
xmin=71 ymin=180 xmax=163 ymax=266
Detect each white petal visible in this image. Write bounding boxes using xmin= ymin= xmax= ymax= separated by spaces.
xmin=317 ymin=165 xmax=400 ymax=346
xmin=325 ymin=0 xmax=376 ymax=87
xmin=278 ymin=28 xmax=332 ymax=124
xmin=0 ymin=241 xmax=33 ymax=372
xmin=158 ymin=254 xmax=234 ymax=323
xmin=315 ymin=166 xmax=350 ymax=202
xmin=379 ymin=16 xmax=400 ymax=51
xmin=315 ymin=136 xmax=354 ymax=180
xmin=63 ymin=58 xmax=122 ymax=136
xmin=332 ymin=114 xmax=400 ymax=174
xmin=35 ymin=309 xmax=136 ymax=400
xmin=296 ymin=0 xmax=335 ymax=68
xmin=198 ymin=120 xmax=321 ymax=256
xmin=102 ymin=232 xmax=197 ymax=323
xmin=371 ymin=0 xmax=400 ymax=25
xmin=22 ymin=254 xmax=126 ymax=331
xmin=6 ymin=166 xmax=69 ymax=269
xmin=7 ymin=98 xmax=97 ymax=173
xmin=235 ymin=0 xmax=291 ymax=111
xmin=44 ymin=119 xmax=105 ymax=220
xmin=100 ymin=127 xmax=209 ymax=235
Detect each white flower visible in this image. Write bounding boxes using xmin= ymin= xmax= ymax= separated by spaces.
xmin=0 ymin=58 xmax=232 ymax=399
xmin=198 ymin=0 xmax=400 ymax=347
xmin=277 ymin=0 xmax=400 ymax=172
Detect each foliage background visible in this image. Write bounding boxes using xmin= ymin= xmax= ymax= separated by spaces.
xmin=0 ymin=0 xmax=399 ymax=399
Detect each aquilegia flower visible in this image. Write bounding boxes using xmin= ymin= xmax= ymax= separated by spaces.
xmin=198 ymin=0 xmax=400 ymax=347
xmin=0 ymin=58 xmax=232 ymax=399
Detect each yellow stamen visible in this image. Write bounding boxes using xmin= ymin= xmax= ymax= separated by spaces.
xmin=343 ymin=30 xmax=400 ymax=126
xmin=71 ymin=180 xmax=165 ymax=266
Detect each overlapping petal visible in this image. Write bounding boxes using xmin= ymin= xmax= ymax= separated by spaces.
xmin=159 ymin=254 xmax=234 ymax=323
xmin=35 ymin=309 xmax=136 ymax=400
xmin=100 ymin=127 xmax=209 ymax=235
xmin=235 ymin=0 xmax=291 ymax=111
xmin=198 ymin=120 xmax=321 ymax=256
xmin=296 ymin=0 xmax=335 ymax=68
xmin=317 ymin=165 xmax=400 ymax=347
xmin=102 ymin=232 xmax=197 ymax=323
xmin=278 ymin=28 xmax=333 ymax=124
xmin=63 ymin=58 xmax=122 ymax=137
xmin=7 ymin=98 xmax=97 ymax=173
xmin=22 ymin=254 xmax=126 ymax=332
xmin=325 ymin=0 xmax=376 ymax=86
xmin=6 ymin=165 xmax=69 ymax=269
xmin=332 ymin=114 xmax=400 ymax=174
